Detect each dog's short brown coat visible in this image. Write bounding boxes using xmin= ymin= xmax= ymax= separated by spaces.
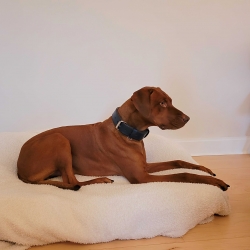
xmin=17 ymin=87 xmax=229 ymax=191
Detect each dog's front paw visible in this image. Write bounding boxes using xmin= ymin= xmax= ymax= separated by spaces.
xmin=96 ymin=177 xmax=114 ymax=184
xmin=198 ymin=165 xmax=216 ymax=176
xmin=206 ymin=176 xmax=230 ymax=191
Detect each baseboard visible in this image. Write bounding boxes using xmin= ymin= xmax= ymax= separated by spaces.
xmin=175 ymin=136 xmax=250 ymax=156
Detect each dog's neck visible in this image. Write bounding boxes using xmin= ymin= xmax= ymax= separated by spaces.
xmin=118 ymin=99 xmax=153 ymax=131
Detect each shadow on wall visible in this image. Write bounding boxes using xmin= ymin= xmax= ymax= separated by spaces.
xmin=238 ymin=93 xmax=250 ymax=116
xmin=244 ymin=125 xmax=250 ymax=154
xmin=239 ymin=93 xmax=250 ymax=153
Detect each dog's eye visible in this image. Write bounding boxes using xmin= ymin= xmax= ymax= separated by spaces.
xmin=160 ymin=101 xmax=167 ymax=108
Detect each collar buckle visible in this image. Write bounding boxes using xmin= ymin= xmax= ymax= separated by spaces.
xmin=115 ymin=120 xmax=126 ymax=130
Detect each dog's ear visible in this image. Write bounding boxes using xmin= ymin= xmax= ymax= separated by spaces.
xmin=131 ymin=87 xmax=156 ymax=118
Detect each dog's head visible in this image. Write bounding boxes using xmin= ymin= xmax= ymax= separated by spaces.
xmin=131 ymin=87 xmax=190 ymax=130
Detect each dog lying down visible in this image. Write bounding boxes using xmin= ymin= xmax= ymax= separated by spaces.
xmin=0 ymin=131 xmax=230 ymax=248
xmin=17 ymin=86 xmax=229 ymax=191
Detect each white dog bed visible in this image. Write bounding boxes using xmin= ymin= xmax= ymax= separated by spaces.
xmin=0 ymin=132 xmax=230 ymax=250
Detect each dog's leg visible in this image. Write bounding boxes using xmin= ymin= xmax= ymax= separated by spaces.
xmin=123 ymin=163 xmax=229 ymax=191
xmin=34 ymin=175 xmax=113 ymax=191
xmin=146 ymin=160 xmax=216 ymax=176
xmin=78 ymin=178 xmax=114 ymax=186
xmin=45 ymin=137 xmax=114 ymax=190
xmin=138 ymin=172 xmax=230 ymax=191
xmin=17 ymin=133 xmax=81 ymax=190
xmin=18 ymin=133 xmax=114 ymax=190
xmin=59 ymin=156 xmax=114 ymax=187
xmin=36 ymin=180 xmax=81 ymax=190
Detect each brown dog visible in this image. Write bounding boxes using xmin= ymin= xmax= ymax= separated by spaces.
xmin=17 ymin=87 xmax=229 ymax=191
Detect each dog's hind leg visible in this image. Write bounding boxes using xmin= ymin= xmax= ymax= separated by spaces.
xmin=59 ymin=155 xmax=114 ymax=188
xmin=18 ymin=133 xmax=81 ymax=190
xmin=60 ymin=166 xmax=114 ymax=187
xmin=78 ymin=177 xmax=114 ymax=186
xmin=18 ymin=132 xmax=114 ymax=190
xmin=36 ymin=180 xmax=81 ymax=190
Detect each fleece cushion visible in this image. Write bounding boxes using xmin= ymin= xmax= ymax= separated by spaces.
xmin=0 ymin=132 xmax=230 ymax=250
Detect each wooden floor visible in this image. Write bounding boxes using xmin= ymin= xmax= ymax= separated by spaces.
xmin=31 ymin=155 xmax=250 ymax=250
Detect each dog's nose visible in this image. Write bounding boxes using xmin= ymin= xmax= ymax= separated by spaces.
xmin=182 ymin=115 xmax=190 ymax=123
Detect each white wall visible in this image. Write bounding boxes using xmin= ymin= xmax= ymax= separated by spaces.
xmin=1 ymin=0 xmax=249 ymax=155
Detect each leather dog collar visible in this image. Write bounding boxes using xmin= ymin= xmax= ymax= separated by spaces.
xmin=112 ymin=108 xmax=149 ymax=141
